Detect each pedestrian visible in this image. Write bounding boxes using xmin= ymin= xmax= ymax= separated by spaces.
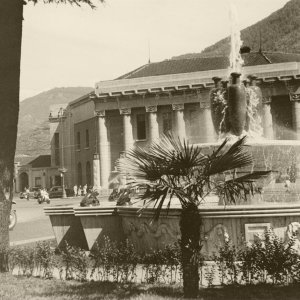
xmin=25 ymin=186 xmax=30 ymax=201
xmin=73 ymin=184 xmax=78 ymax=197
xmin=78 ymin=185 xmax=82 ymax=196
xmin=83 ymin=184 xmax=87 ymax=196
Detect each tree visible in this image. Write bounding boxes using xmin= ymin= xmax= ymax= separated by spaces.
xmin=0 ymin=0 xmax=103 ymax=272
xmin=119 ymin=134 xmax=270 ymax=298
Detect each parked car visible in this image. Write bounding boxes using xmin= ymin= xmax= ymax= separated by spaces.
xmin=19 ymin=187 xmax=40 ymax=199
xmin=48 ymin=186 xmax=73 ymax=198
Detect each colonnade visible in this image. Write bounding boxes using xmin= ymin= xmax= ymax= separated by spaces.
xmin=92 ymin=89 xmax=300 ymax=188
xmin=93 ymin=102 xmax=211 ymax=188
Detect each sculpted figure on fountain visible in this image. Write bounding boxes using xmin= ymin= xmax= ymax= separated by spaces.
xmin=210 ymin=73 xmax=263 ymax=138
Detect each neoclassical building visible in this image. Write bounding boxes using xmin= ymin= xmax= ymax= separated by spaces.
xmin=49 ymin=51 xmax=300 ymax=189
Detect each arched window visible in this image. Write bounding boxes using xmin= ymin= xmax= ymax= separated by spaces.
xmin=77 ymin=162 xmax=82 ymax=186
xmin=86 ymin=161 xmax=91 ymax=186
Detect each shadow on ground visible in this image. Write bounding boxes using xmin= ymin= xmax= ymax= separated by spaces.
xmin=2 ymin=274 xmax=300 ymax=299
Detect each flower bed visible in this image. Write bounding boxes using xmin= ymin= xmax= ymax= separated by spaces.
xmin=3 ymin=229 xmax=300 ymax=287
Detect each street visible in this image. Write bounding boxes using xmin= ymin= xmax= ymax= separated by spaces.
xmin=9 ymin=196 xmax=81 ymax=246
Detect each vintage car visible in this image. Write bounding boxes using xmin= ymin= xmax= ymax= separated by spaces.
xmin=48 ymin=186 xmax=73 ymax=198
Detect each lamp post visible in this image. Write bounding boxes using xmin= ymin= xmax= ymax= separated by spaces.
xmin=58 ymin=107 xmax=67 ymax=198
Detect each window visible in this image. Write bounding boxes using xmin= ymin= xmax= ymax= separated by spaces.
xmin=136 ymin=114 xmax=146 ymax=140
xmin=76 ymin=132 xmax=81 ymax=150
xmin=189 ymin=110 xmax=199 ymax=137
xmin=54 ymin=175 xmax=61 ymax=186
xmin=85 ymin=129 xmax=89 ymax=148
xmin=162 ymin=112 xmax=172 ymax=134
xmin=77 ymin=163 xmax=82 ymax=185
xmin=86 ymin=161 xmax=91 ymax=186
xmin=35 ymin=177 xmax=42 ymax=187
xmin=54 ymin=132 xmax=60 ymax=166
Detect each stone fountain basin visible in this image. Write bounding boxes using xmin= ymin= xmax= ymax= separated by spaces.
xmin=45 ymin=199 xmax=300 ymax=256
xmin=197 ymin=139 xmax=300 ymax=190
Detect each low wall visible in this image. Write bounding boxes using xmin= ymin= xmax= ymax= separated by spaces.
xmin=45 ymin=203 xmax=300 ymax=256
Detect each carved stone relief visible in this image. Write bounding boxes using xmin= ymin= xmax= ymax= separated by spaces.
xmin=244 ymin=223 xmax=270 ymax=244
xmin=290 ymin=93 xmax=300 ymax=102
xmin=122 ymin=217 xmax=180 ymax=252
xmin=203 ymin=224 xmax=229 ymax=255
xmin=119 ymin=108 xmax=132 ymax=115
xmin=172 ymin=103 xmax=184 ymax=111
xmin=94 ymin=110 xmax=106 ymax=117
xmin=145 ymin=105 xmax=158 ymax=113
xmin=286 ymin=222 xmax=300 ymax=254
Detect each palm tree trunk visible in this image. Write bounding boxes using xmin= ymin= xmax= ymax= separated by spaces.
xmin=0 ymin=0 xmax=23 ymax=272
xmin=180 ymin=202 xmax=201 ymax=298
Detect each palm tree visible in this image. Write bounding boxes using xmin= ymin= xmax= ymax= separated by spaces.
xmin=119 ymin=134 xmax=270 ymax=298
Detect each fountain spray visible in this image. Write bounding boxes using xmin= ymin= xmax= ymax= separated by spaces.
xmin=229 ymin=0 xmax=244 ymax=74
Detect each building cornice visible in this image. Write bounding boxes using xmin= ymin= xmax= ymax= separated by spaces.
xmin=94 ymin=62 xmax=300 ymax=99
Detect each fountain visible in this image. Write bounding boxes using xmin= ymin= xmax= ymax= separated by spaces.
xmin=45 ymin=2 xmax=300 ymax=256
xmin=207 ymin=2 xmax=300 ymax=202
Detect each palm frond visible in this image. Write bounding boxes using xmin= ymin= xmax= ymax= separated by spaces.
xmin=216 ymin=170 xmax=272 ymax=205
xmin=118 ymin=133 xmax=207 ymax=181
xmin=206 ymin=136 xmax=253 ymax=175
xmin=225 ymin=170 xmax=272 ymax=183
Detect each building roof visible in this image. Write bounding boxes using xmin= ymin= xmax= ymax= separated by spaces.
xmin=28 ymin=155 xmax=51 ymax=168
xmin=118 ymin=52 xmax=300 ymax=80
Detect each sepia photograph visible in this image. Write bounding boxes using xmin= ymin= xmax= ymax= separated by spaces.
xmin=1 ymin=0 xmax=300 ymax=299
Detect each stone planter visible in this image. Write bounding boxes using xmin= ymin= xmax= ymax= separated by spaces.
xmin=74 ymin=202 xmax=125 ymax=250
xmin=46 ymin=201 xmax=300 ymax=257
xmin=118 ymin=204 xmax=300 ymax=256
xmin=44 ymin=205 xmax=88 ymax=249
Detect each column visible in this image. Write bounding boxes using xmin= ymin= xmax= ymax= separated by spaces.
xmin=262 ymin=97 xmax=274 ymax=140
xmin=290 ymin=91 xmax=300 ymax=183
xmin=199 ymin=101 xmax=216 ymax=143
xmin=96 ymin=110 xmax=111 ymax=188
xmin=290 ymin=92 xmax=300 ymax=140
xmin=28 ymin=169 xmax=33 ymax=188
xmin=120 ymin=108 xmax=134 ymax=152
xmin=172 ymin=103 xmax=186 ymax=141
xmin=93 ymin=153 xmax=101 ymax=190
xmin=146 ymin=105 xmax=159 ymax=143
xmin=42 ymin=170 xmax=46 ymax=188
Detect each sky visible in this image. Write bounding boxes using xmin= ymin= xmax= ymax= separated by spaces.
xmin=20 ymin=0 xmax=290 ymax=100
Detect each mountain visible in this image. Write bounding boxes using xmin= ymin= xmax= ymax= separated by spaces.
xmin=173 ymin=0 xmax=300 ymax=60
xmin=16 ymin=87 xmax=92 ymax=165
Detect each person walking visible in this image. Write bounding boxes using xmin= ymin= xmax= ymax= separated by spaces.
xmin=78 ymin=185 xmax=82 ymax=196
xmin=83 ymin=184 xmax=87 ymax=196
xmin=73 ymin=184 xmax=78 ymax=197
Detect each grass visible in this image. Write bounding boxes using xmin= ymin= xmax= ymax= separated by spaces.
xmin=1 ymin=274 xmax=300 ymax=300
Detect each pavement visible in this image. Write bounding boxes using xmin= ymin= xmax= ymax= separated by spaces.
xmin=9 ymin=196 xmax=81 ymax=246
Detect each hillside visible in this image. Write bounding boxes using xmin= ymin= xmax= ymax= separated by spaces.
xmin=173 ymin=0 xmax=300 ymax=60
xmin=16 ymin=87 xmax=92 ymax=164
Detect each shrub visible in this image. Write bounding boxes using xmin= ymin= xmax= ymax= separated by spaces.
xmin=238 ymin=228 xmax=299 ymax=284
xmin=214 ymin=240 xmax=239 ymax=285
xmin=90 ymin=236 xmax=123 ymax=282
xmin=10 ymin=246 xmax=35 ymax=276
xmin=57 ymin=242 xmax=89 ymax=281
xmin=35 ymin=241 xmax=55 ymax=279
